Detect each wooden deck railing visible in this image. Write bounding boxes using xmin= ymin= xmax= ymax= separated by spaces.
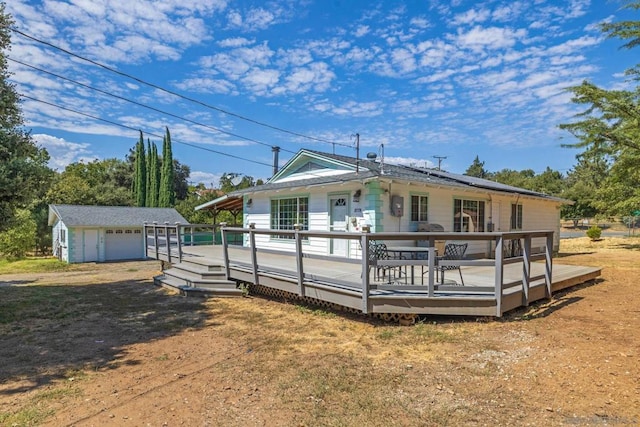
xmin=143 ymin=222 xmax=242 ymax=263
xmin=218 ymin=225 xmax=554 ymax=317
xmin=143 ymin=221 xmax=554 ymax=317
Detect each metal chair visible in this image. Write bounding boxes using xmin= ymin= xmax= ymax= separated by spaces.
xmin=369 ymin=241 xmax=404 ymax=282
xmin=437 ymin=243 xmax=468 ymax=285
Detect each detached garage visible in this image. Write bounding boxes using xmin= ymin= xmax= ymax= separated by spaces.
xmin=49 ymin=205 xmax=188 ymax=263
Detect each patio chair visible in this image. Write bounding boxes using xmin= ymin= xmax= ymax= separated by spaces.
xmin=369 ymin=241 xmax=403 ymax=282
xmin=437 ymin=243 xmax=468 ymax=285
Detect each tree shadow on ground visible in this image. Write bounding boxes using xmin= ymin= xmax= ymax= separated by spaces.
xmin=0 ymin=278 xmax=217 ymax=394
xmin=501 ymin=278 xmax=603 ymax=321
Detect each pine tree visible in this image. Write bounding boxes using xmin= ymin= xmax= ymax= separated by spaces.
xmin=149 ymin=140 xmax=160 ymax=207
xmin=134 ymin=131 xmax=146 ymax=207
xmin=159 ymin=127 xmax=175 ymax=207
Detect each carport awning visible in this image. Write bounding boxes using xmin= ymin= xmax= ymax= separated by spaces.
xmin=195 ymin=194 xmax=243 ymax=212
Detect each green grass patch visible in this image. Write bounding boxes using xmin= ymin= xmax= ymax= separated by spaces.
xmin=0 ymin=257 xmax=79 ymax=274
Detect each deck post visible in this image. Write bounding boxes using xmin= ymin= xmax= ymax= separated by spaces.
xmin=294 ymin=224 xmax=304 ymax=296
xmin=143 ymin=222 xmax=148 ymax=258
xmin=220 ymin=222 xmax=230 ymax=279
xmin=175 ymin=222 xmax=183 ymax=263
xmin=249 ymin=223 xmax=259 ymax=285
xmin=361 ymin=226 xmax=370 ymax=314
xmin=189 ymin=225 xmax=194 ymax=246
xmin=522 ymin=235 xmax=532 ymax=306
xmin=427 ymin=246 xmax=436 ymax=297
xmin=544 ymin=232 xmax=553 ymax=298
xmin=495 ymin=235 xmax=504 ymax=317
xmin=153 ymin=222 xmax=159 ymax=260
xmin=164 ymin=222 xmax=171 ymax=264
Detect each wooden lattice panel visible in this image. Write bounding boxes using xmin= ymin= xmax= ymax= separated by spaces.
xmin=248 ymin=283 xmax=417 ymax=325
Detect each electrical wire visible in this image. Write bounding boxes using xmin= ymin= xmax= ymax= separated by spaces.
xmin=11 ymin=27 xmax=353 ymax=148
xmin=9 ymin=57 xmax=297 ymax=156
xmin=19 ymin=93 xmax=274 ymax=168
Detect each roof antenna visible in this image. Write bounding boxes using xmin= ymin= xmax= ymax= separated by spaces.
xmin=379 ymin=143 xmax=385 ymax=175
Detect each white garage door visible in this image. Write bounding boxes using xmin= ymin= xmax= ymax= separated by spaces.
xmin=105 ymin=229 xmax=144 ymax=260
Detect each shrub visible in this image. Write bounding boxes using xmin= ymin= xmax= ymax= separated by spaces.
xmin=586 ymin=225 xmax=602 ymax=241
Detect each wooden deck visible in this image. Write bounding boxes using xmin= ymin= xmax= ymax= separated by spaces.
xmin=146 ymin=225 xmax=602 ymax=319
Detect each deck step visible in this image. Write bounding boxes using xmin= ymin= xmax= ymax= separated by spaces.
xmin=154 ymin=274 xmax=244 ymax=297
xmin=164 ymin=265 xmax=227 ymax=282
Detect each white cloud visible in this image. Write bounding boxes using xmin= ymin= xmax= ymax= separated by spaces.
xmin=33 ymin=134 xmax=94 ymax=170
xmin=456 ymin=26 xmax=527 ymax=52
xmin=190 ymin=171 xmax=223 ymax=186
xmin=385 ymin=156 xmax=435 ymax=169
xmin=452 ymin=8 xmax=491 ymax=26
xmin=354 ymin=25 xmax=370 ymax=37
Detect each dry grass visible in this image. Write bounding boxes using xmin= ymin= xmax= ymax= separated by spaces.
xmin=1 ymin=240 xmax=639 ymax=426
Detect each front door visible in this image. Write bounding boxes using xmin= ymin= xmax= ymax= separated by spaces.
xmin=83 ymin=229 xmax=99 ymax=262
xmin=329 ymin=196 xmax=348 ymax=257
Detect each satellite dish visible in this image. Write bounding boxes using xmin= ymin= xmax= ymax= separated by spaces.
xmin=366 ymin=152 xmax=377 ymax=160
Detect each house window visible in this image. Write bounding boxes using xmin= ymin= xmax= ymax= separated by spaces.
xmin=60 ymin=229 xmax=66 ymax=243
xmin=453 ymin=199 xmax=485 ymax=232
xmin=106 ymin=230 xmax=114 ymax=234
xmin=134 ymin=230 xmax=141 ymax=234
xmin=410 ymin=195 xmax=428 ymax=222
xmin=115 ymin=229 xmax=123 ymax=234
xmin=125 ymin=229 xmax=133 ymax=234
xmin=270 ymin=196 xmax=309 ymax=239
xmin=511 ymin=204 xmax=523 ymax=230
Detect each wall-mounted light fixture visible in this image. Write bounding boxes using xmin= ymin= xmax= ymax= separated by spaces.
xmin=246 ymin=198 xmax=253 ymax=208
xmin=353 ymin=189 xmax=361 ymax=202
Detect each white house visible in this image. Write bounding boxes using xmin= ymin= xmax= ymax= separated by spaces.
xmin=49 ymin=205 xmax=188 ymax=263
xmin=196 ymin=149 xmax=570 ymax=258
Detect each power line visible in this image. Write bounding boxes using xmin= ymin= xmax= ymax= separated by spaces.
xmin=19 ymin=93 xmax=274 ymax=168
xmin=11 ymin=27 xmax=352 ymax=149
xmin=8 ymin=56 xmax=297 ymax=156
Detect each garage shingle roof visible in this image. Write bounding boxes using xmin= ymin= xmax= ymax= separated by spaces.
xmin=48 ymin=205 xmax=189 ymax=227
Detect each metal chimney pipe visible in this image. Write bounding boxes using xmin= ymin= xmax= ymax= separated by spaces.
xmin=272 ymin=146 xmax=280 ymax=176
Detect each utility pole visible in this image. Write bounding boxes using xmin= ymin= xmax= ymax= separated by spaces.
xmin=433 ymin=155 xmax=447 ymax=171
xmin=355 ymin=133 xmax=360 ymax=175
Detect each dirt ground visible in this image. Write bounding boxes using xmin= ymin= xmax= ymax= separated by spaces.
xmin=1 ymin=237 xmax=639 ymax=426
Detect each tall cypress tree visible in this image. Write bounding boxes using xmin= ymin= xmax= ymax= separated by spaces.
xmin=159 ymin=127 xmax=175 ymax=207
xmin=149 ymin=140 xmax=160 ymax=207
xmin=134 ymin=131 xmax=146 ymax=207
xmin=145 ymin=140 xmax=152 ymax=207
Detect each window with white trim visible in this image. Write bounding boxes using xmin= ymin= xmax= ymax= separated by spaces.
xmin=511 ymin=203 xmax=523 ymax=230
xmin=453 ymin=199 xmax=485 ymax=232
xmin=410 ymin=195 xmax=428 ymax=222
xmin=270 ymin=196 xmax=309 ymax=239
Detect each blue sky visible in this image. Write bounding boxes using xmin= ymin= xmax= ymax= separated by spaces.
xmin=7 ymin=0 xmax=637 ymax=186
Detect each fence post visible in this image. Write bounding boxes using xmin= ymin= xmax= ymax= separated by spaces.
xmin=522 ymin=235 xmax=532 ymax=306
xmin=220 ymin=222 xmax=230 ymax=279
xmin=361 ymin=225 xmax=370 ymax=314
xmin=164 ymin=222 xmax=171 ymax=264
xmin=294 ymin=224 xmax=304 ymax=296
xmin=427 ymin=246 xmax=436 ymax=297
xmin=153 ymin=221 xmax=159 ymax=260
xmin=495 ymin=234 xmax=504 ymax=317
xmin=249 ymin=223 xmax=259 ymax=285
xmin=545 ymin=232 xmax=553 ymax=298
xmin=143 ymin=222 xmax=148 ymax=258
xmin=175 ymin=222 xmax=183 ymax=263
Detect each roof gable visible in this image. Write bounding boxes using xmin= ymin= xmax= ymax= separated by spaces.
xmin=269 ymin=150 xmax=360 ymax=183
xmin=48 ymin=205 xmax=189 ymax=227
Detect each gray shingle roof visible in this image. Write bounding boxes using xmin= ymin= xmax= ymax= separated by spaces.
xmin=48 ymin=205 xmax=189 ymax=227
xmin=229 ymin=149 xmax=569 ymax=203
